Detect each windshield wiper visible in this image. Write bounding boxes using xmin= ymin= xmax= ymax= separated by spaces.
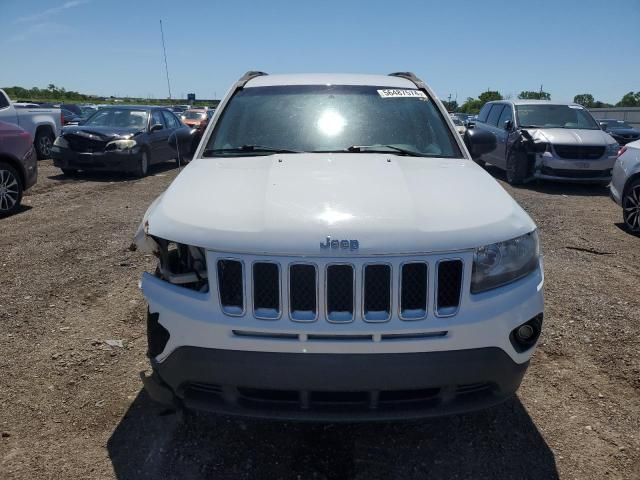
xmin=203 ymin=145 xmax=303 ymax=157
xmin=313 ymin=145 xmax=429 ymax=157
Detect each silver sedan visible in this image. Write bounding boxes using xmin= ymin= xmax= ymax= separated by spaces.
xmin=611 ymin=139 xmax=640 ymax=232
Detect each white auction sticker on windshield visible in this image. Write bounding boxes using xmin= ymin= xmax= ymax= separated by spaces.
xmin=568 ymin=105 xmax=584 ymax=109
xmin=377 ymin=89 xmax=427 ymax=99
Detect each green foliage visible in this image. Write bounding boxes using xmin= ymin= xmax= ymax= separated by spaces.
xmin=518 ymin=90 xmax=551 ymax=100
xmin=2 ymin=84 xmax=219 ymax=108
xmin=478 ymin=90 xmax=503 ymax=103
xmin=458 ymin=90 xmax=503 ymax=114
xmin=573 ymin=93 xmax=594 ymax=107
xmin=616 ymin=92 xmax=640 ymax=107
xmin=441 ymin=100 xmax=458 ymax=112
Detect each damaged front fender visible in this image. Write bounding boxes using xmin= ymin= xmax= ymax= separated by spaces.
xmin=131 ymin=194 xmax=164 ymax=254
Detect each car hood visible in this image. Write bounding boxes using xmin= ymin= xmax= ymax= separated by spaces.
xmin=61 ymin=125 xmax=142 ymax=140
xmin=144 ymin=154 xmax=536 ymax=256
xmin=530 ymin=128 xmax=615 ymax=145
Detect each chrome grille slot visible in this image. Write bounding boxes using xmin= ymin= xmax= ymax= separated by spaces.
xmin=436 ymin=259 xmax=463 ymax=316
xmin=289 ymin=264 xmax=317 ymax=321
xmin=217 ymin=260 xmax=244 ymax=315
xmin=363 ymin=264 xmax=391 ymax=322
xmin=400 ymin=262 xmax=428 ymax=320
xmin=326 ymin=264 xmax=354 ymax=322
xmin=252 ymin=262 xmax=280 ymax=319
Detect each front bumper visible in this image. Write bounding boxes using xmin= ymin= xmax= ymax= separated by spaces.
xmin=149 ymin=346 xmax=529 ymax=421
xmin=534 ymin=153 xmax=616 ymax=182
xmin=140 ymin=250 xmax=544 ymax=419
xmin=51 ymin=146 xmax=142 ymax=173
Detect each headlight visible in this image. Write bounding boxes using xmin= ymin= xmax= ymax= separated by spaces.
xmin=471 ymin=231 xmax=540 ymax=293
xmin=606 ymin=143 xmax=620 ymax=156
xmin=53 ymin=136 xmax=68 ymax=148
xmin=155 ymin=238 xmax=208 ymax=292
xmin=105 ymin=139 xmax=137 ymax=151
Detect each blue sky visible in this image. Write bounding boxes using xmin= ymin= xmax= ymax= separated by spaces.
xmin=1 ymin=0 xmax=639 ymax=103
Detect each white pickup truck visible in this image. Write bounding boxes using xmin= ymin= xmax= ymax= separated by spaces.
xmin=0 ymin=89 xmax=62 ymax=159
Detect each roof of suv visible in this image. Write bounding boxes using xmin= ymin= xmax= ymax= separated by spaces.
xmin=245 ymin=73 xmax=416 ymax=89
xmin=491 ymin=99 xmax=581 ymax=106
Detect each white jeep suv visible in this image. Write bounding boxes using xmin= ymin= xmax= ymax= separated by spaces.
xmin=134 ymin=71 xmax=544 ymax=420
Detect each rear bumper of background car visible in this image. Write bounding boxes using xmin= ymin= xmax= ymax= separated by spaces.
xmin=51 ymin=146 xmax=142 ymax=173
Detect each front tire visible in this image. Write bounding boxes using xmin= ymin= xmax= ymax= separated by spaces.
xmin=506 ymin=148 xmax=528 ymax=185
xmin=35 ymin=128 xmax=54 ymax=160
xmin=0 ymin=162 xmax=23 ymax=217
xmin=135 ymin=151 xmax=150 ymax=178
xmin=622 ymin=179 xmax=640 ymax=233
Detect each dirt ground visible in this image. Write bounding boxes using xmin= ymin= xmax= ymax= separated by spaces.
xmin=0 ymin=160 xmax=639 ymax=480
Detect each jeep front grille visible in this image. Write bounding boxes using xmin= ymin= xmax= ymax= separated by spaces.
xmin=289 ymin=264 xmax=317 ymax=321
xmin=213 ymin=255 xmax=466 ymax=322
xmin=217 ymin=259 xmax=244 ymax=315
xmin=252 ymin=262 xmax=280 ymax=319
xmin=363 ymin=264 xmax=391 ymax=322
xmin=326 ymin=264 xmax=355 ymax=322
xmin=436 ymin=260 xmax=463 ymax=316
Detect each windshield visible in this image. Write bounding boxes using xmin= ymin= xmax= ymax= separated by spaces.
xmin=604 ymin=120 xmax=633 ymax=129
xmin=205 ymin=85 xmax=462 ymax=157
xmin=84 ymin=109 xmax=149 ymax=129
xmin=184 ymin=110 xmax=206 ymax=120
xmin=515 ymin=104 xmax=599 ymax=130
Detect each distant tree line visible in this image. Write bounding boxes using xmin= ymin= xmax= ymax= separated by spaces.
xmin=441 ymin=89 xmax=639 ymax=113
xmin=0 ymin=84 xmax=216 ymax=107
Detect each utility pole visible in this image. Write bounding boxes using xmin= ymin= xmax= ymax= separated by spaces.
xmin=160 ymin=19 xmax=172 ymax=100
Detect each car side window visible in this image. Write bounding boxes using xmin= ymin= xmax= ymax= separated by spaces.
xmin=477 ymin=103 xmax=492 ymax=123
xmin=487 ymin=104 xmax=505 ymax=127
xmin=151 ymin=110 xmax=165 ymax=128
xmin=0 ymin=94 xmax=9 ymax=109
xmin=162 ymin=111 xmax=179 ymax=129
xmin=498 ymin=105 xmax=513 ymax=128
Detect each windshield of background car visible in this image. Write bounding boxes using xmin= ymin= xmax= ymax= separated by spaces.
xmin=205 ymin=85 xmax=462 ymax=157
xmin=515 ymin=104 xmax=599 ymax=130
xmin=84 ymin=109 xmax=149 ymax=129
xmin=185 ymin=111 xmax=206 ymax=120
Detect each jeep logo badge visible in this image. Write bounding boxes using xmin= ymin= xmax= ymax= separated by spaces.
xmin=320 ymin=236 xmax=359 ymax=251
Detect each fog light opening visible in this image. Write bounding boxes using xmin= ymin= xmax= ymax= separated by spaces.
xmin=510 ymin=314 xmax=543 ymax=353
xmin=516 ymin=324 xmax=535 ymax=342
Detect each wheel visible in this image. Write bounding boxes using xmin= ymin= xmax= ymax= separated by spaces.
xmin=135 ymin=151 xmax=150 ymax=178
xmin=61 ymin=168 xmax=78 ymax=176
xmin=34 ymin=129 xmax=54 ymax=160
xmin=506 ymin=148 xmax=528 ymax=185
xmin=0 ymin=162 xmax=23 ymax=217
xmin=622 ymin=179 xmax=640 ymax=233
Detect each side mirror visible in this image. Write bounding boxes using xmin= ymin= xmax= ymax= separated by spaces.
xmin=150 ymin=123 xmax=164 ymax=133
xmin=599 ymin=122 xmax=608 ymax=131
xmin=464 ymin=128 xmax=497 ymax=159
xmin=168 ymin=127 xmax=198 ymax=160
xmin=504 ymin=120 xmax=513 ymax=131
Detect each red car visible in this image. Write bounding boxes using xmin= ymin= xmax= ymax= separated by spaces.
xmin=0 ymin=121 xmax=37 ymax=216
